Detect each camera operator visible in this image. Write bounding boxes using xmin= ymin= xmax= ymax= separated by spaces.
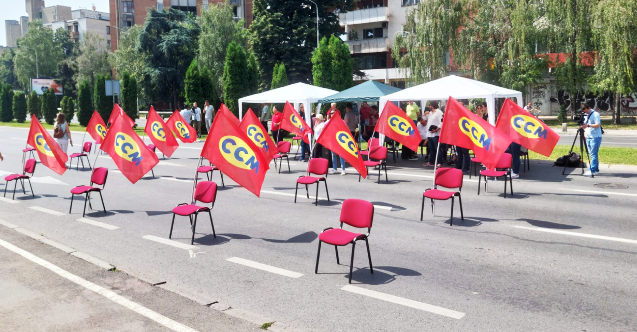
xmin=580 ymin=103 xmax=602 ymax=177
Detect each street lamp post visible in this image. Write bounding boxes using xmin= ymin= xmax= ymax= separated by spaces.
xmin=307 ymin=0 xmax=319 ymax=48
xmin=33 ymin=48 xmax=39 ymax=79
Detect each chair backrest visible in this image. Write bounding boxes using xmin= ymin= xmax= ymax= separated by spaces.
xmin=435 ymin=167 xmax=463 ymax=189
xmin=194 ymin=181 xmax=217 ymax=204
xmin=368 ymin=146 xmax=387 ymax=161
xmin=277 ymin=141 xmax=291 ymax=153
xmin=83 ymin=142 xmax=92 ymax=153
xmin=147 ymin=144 xmax=156 ymax=152
xmin=340 ymin=199 xmax=374 ymax=231
xmin=90 ymin=167 xmax=109 ymax=187
xmin=24 ymin=158 xmax=36 ymax=175
xmin=368 ymin=138 xmax=380 ymax=149
xmin=495 ymin=153 xmax=513 ymax=169
xmin=307 ymin=158 xmax=328 ymax=176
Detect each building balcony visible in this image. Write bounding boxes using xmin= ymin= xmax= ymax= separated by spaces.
xmin=339 ymin=7 xmax=389 ymax=26
xmin=345 ymin=37 xmax=388 ymax=54
xmin=70 ymin=31 xmax=79 ymax=39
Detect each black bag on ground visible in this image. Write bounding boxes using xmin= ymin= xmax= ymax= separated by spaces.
xmin=554 ymin=152 xmax=581 ymax=167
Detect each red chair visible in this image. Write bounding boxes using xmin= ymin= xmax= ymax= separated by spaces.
xmin=360 ymin=138 xmax=380 ymax=160
xmin=295 ymin=158 xmax=329 ymax=205
xmin=273 ymin=141 xmax=291 ymax=173
xmin=196 ymin=163 xmax=225 ymax=187
xmin=146 ymin=145 xmax=157 ymax=177
xmin=147 ymin=144 xmax=165 ymax=159
xmin=292 ymin=136 xmax=302 ymax=155
xmin=69 ymin=167 xmax=108 ymax=217
xmin=315 ymin=199 xmax=374 ymax=283
xmin=4 ymin=158 xmax=36 ymax=199
xmin=22 ymin=147 xmax=36 ymax=163
xmin=69 ymin=142 xmax=93 ymax=170
xmin=421 ymin=168 xmax=464 ymax=226
xmin=359 ymin=146 xmax=388 ymax=184
xmin=170 ymin=181 xmax=217 ymax=245
xmin=469 ymin=156 xmax=481 ymax=179
xmin=478 ymin=153 xmax=513 ymax=198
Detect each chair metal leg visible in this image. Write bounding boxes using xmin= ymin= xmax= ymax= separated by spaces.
xmin=80 ymin=157 xmax=85 ymax=169
xmin=88 ymin=192 xmax=93 ymax=210
xmin=349 ymin=243 xmax=356 ymax=284
xmin=335 ymin=245 xmax=340 ymax=264
xmin=208 ymin=210 xmax=216 ymax=238
xmin=377 ymin=165 xmax=381 ymax=184
xmin=220 ymin=172 xmax=225 ymax=187
xmin=20 ymin=179 xmax=26 ymax=194
xmin=477 ymin=173 xmax=481 ymax=195
xmin=86 ymin=156 xmax=92 ymax=170
xmin=12 ymin=180 xmax=17 ymax=199
xmin=458 ymin=194 xmax=464 ymax=220
xmin=294 ymin=182 xmax=299 ymax=203
xmin=191 ymin=213 xmax=198 ymax=245
xmin=323 ymin=180 xmax=329 ymax=201
xmin=98 ymin=191 xmax=106 ymax=213
xmin=420 ymin=195 xmax=425 ymax=221
xmin=69 ymin=194 xmax=74 ymax=212
xmin=315 ymin=182 xmax=319 ymax=205
xmin=504 ymin=175 xmax=507 ymax=198
xmin=510 ymin=174 xmax=514 ymax=195
xmin=450 ymin=196 xmax=455 ymax=226
xmin=305 ymin=184 xmax=309 ymax=199
xmin=27 ymin=179 xmax=34 ymax=197
xmin=3 ymin=181 xmax=7 ymax=197
xmin=365 ymin=238 xmax=373 ymax=274
xmin=169 ymin=214 xmax=176 ymax=238
xmin=278 ymin=157 xmax=282 ymax=174
xmin=286 ymin=156 xmax=290 ymax=172
xmin=82 ymin=193 xmax=89 ymax=217
xmin=315 ymin=241 xmax=322 ymax=273
xmin=384 ymin=163 xmax=388 ymax=182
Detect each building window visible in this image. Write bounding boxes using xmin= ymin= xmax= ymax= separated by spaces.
xmin=363 ymin=28 xmax=384 ymax=39
xmin=106 ymin=26 xmax=111 ymax=35
xmin=357 ymin=54 xmax=387 ymax=69
xmin=107 ymin=40 xmax=111 ymax=47
xmin=157 ymin=0 xmax=164 ymax=11
xmin=402 ymin=0 xmax=420 ymax=6
xmin=170 ymin=0 xmax=197 ymax=15
xmin=122 ymin=1 xmax=134 ymax=13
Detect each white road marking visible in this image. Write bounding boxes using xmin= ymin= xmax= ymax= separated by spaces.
xmin=10 ymin=138 xmax=26 ymax=140
xmin=342 ymin=285 xmax=465 ymax=319
xmin=562 ymin=189 xmax=637 ymax=197
xmin=512 ymin=226 xmax=637 ymax=245
xmin=29 ymin=206 xmax=66 ymax=216
xmin=0 ymin=238 xmax=198 ymax=332
xmin=0 ymin=197 xmax=20 ymax=204
xmin=388 ymin=171 xmax=478 ymax=183
xmin=226 ymin=257 xmax=304 ymax=278
xmin=0 ymin=219 xmax=19 ymax=228
xmin=373 ymin=205 xmax=393 ymax=211
xmin=142 ymin=235 xmax=196 ymax=250
xmin=0 ymin=171 xmax=68 ymax=186
xmin=260 ymin=190 xmax=396 ymax=211
xmin=178 ymin=147 xmax=202 ymax=150
xmin=77 ymin=218 xmax=119 ymax=230
xmin=158 ymin=161 xmax=183 ymax=167
xmin=159 ymin=177 xmax=192 ymax=183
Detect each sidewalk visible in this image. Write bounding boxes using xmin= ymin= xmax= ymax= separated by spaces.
xmin=550 ymin=128 xmax=637 ymax=136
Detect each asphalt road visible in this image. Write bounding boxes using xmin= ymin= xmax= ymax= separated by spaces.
xmin=1 ymin=125 xmax=637 ymax=331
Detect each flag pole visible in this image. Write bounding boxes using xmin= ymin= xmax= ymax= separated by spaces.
xmin=432 ymin=137 xmax=442 ymax=189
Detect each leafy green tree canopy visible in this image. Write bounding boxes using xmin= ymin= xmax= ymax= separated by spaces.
xmin=14 ymin=21 xmax=64 ymax=89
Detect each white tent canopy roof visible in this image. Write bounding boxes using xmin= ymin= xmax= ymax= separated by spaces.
xmin=238 ymin=83 xmax=338 ymax=120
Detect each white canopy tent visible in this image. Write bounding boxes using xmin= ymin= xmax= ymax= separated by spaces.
xmin=378 ymin=75 xmax=524 ymax=125
xmin=238 ymin=83 xmax=339 ymax=127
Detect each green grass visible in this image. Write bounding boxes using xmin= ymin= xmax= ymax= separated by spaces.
xmin=260 ymin=322 xmax=274 ymax=330
xmin=541 ymin=119 xmax=637 ymax=130
xmin=529 ymin=145 xmax=637 ymax=166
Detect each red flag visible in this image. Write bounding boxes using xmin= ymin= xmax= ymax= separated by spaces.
xmin=109 ymin=104 xmax=135 ymax=127
xmin=101 ymin=111 xmax=159 ymax=184
xmin=86 ymin=110 xmax=107 ymax=144
xmin=375 ymin=102 xmax=421 ymax=151
xmin=166 ymin=110 xmax=197 ymax=143
xmin=440 ymin=97 xmax=512 ymax=170
xmin=281 ymin=102 xmax=312 ymax=137
xmin=27 ymin=115 xmax=68 ymax=175
xmin=317 ymin=116 xmax=367 ymax=178
xmin=240 ymin=108 xmax=278 ymax=162
xmin=219 ymin=104 xmax=241 ymax=127
xmin=145 ymin=106 xmax=179 ymax=157
xmin=201 ymin=107 xmax=269 ymax=197
xmin=496 ymin=99 xmax=559 ymax=157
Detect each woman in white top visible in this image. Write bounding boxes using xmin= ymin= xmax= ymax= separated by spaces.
xmin=54 ymin=113 xmax=73 ymax=154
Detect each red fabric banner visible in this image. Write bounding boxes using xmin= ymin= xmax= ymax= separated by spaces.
xmin=108 ymin=103 xmax=135 ymax=127
xmin=496 ymin=99 xmax=559 ymax=157
xmin=86 ymin=110 xmax=107 ymax=144
xmin=240 ymin=108 xmax=278 ymax=163
xmin=317 ymin=116 xmax=367 ymax=178
xmin=201 ymin=108 xmax=269 ymax=197
xmin=219 ymin=104 xmax=241 ymax=127
xmin=166 ymin=111 xmax=197 ymax=143
xmin=145 ymin=106 xmax=179 ymax=157
xmin=101 ymin=111 xmax=159 ymax=184
xmin=375 ymin=101 xmax=421 ymax=151
xmin=281 ymin=102 xmax=312 ymax=137
xmin=440 ymin=97 xmax=512 ymax=170
xmin=27 ymin=115 xmax=68 ymax=175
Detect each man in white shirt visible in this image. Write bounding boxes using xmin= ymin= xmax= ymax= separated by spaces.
xmin=180 ymin=104 xmax=193 ymax=126
xmin=424 ymin=101 xmax=443 ymax=166
xmin=192 ymin=102 xmax=202 ymax=138
xmin=204 ymin=100 xmax=214 ymax=133
xmin=416 ymin=113 xmax=429 ymax=159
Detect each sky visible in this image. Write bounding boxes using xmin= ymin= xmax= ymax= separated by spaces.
xmin=1 ymin=0 xmax=109 ymax=46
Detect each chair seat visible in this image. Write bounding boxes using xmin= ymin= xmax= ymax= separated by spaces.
xmin=71 ymin=186 xmax=100 ymax=194
xmin=148 ymin=144 xmax=156 ymax=150
xmin=70 ymin=153 xmax=86 ymax=158
xmin=172 ymin=204 xmax=209 ymax=216
xmin=297 ymin=176 xmax=322 ymax=184
xmin=480 ymin=170 xmax=507 ymax=177
xmin=197 ymin=166 xmax=214 ymax=173
xmin=5 ymin=174 xmax=29 ymax=181
xmin=273 ymin=153 xmax=287 ymax=158
xmin=471 ymin=157 xmax=481 ymax=162
xmin=360 ymin=151 xmax=369 ymax=156
xmin=423 ymin=189 xmax=457 ymax=200
xmin=319 ymin=228 xmax=363 ymax=246
xmin=363 ymin=160 xmax=381 ymax=167
xmin=22 ymin=148 xmax=35 ymax=152
xmin=292 ymin=136 xmax=302 ymax=140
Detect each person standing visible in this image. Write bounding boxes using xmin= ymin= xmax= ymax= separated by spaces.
xmin=417 ymin=110 xmax=429 ymax=159
xmin=580 ymin=103 xmax=602 ymax=177
xmin=180 ymin=104 xmax=193 ymax=126
xmin=313 ymin=114 xmax=325 ymax=158
xmin=260 ymin=103 xmax=270 ymax=133
xmin=343 ymin=103 xmax=358 ymax=140
xmin=481 ymin=101 xmax=489 ymax=122
xmin=271 ymin=106 xmax=283 ymax=142
xmin=424 ymin=101 xmax=442 ymax=167
xmin=326 ymin=110 xmax=347 ymax=175
xmin=204 ymin=100 xmax=214 ymax=133
xmin=54 ymin=113 xmax=73 ymax=155
xmin=298 ymin=104 xmax=311 ymax=162
xmin=406 ymin=101 xmax=420 ymax=126
xmin=192 ymin=102 xmax=202 ymax=138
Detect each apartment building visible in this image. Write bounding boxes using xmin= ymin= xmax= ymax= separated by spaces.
xmin=48 ymin=9 xmax=111 ymax=48
xmin=339 ymin=0 xmax=420 ymax=87
xmin=5 ymin=20 xmax=22 ymax=47
xmin=109 ymin=0 xmax=253 ymax=51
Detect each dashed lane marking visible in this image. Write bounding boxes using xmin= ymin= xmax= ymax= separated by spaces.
xmin=142 ymin=235 xmax=196 ymax=250
xmin=0 ymin=197 xmax=20 ymax=204
xmin=77 ymin=218 xmax=119 ymax=230
xmin=512 ymin=226 xmax=637 ymax=245
xmin=561 ymin=189 xmax=637 ymax=197
xmin=29 ymin=206 xmax=66 ymax=216
xmin=226 ymin=257 xmax=303 ymax=278
xmin=259 ymin=190 xmax=394 ymax=211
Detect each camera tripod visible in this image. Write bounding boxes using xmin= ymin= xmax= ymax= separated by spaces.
xmin=562 ymin=128 xmax=593 ymax=177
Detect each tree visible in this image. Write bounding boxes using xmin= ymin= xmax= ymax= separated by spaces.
xmin=311 ymin=37 xmax=333 ymax=89
xmin=328 ymin=36 xmax=353 ymax=91
xmin=271 ymin=63 xmax=288 ymax=90
xmin=222 ymin=41 xmax=249 ymax=116
xmin=199 ymin=2 xmax=246 ymax=104
xmin=120 ymin=71 xmax=138 ymax=120
xmin=75 ymin=32 xmax=112 ymax=93
xmin=13 ymin=92 xmax=27 ymax=123
xmin=589 ymin=0 xmax=637 ymax=124
xmin=110 ymin=26 xmax=148 ymax=100
xmin=200 ymin=66 xmax=214 ymax=103
xmin=246 ymin=53 xmax=259 ymax=95
xmin=27 ymin=90 xmax=40 ymax=119
xmin=60 ymin=96 xmax=75 ymax=123
xmin=0 ymin=84 xmax=14 ymax=122
xmin=0 ymin=49 xmax=19 ymax=89
xmin=14 ymin=21 xmax=63 ymax=89
xmin=184 ymin=60 xmax=203 ymax=107
xmin=94 ymin=74 xmax=111 ymax=122
xmin=137 ymin=7 xmax=200 ymax=109
xmin=42 ymin=88 xmax=57 ymax=125
xmin=77 ymin=80 xmax=92 ymax=126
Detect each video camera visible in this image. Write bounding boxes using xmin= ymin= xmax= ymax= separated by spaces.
xmin=574 ymin=111 xmax=586 ymax=126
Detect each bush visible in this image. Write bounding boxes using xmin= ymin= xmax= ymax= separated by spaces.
xmin=42 ymin=88 xmax=58 ymax=125
xmin=120 ymin=71 xmax=138 ymax=120
xmin=77 ymin=80 xmax=92 ymax=126
xmin=27 ymin=90 xmax=40 ymax=119
xmin=557 ymin=105 xmax=567 ymax=123
xmin=13 ymin=91 xmax=27 ymax=123
xmin=61 ymin=96 xmax=75 ymax=123
xmin=0 ymin=84 xmax=14 ymax=122
xmin=184 ymin=60 xmax=203 ymax=108
xmin=94 ymin=74 xmax=111 ymax=123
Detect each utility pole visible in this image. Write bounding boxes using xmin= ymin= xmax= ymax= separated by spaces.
xmin=307 ymin=0 xmax=319 ymax=48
